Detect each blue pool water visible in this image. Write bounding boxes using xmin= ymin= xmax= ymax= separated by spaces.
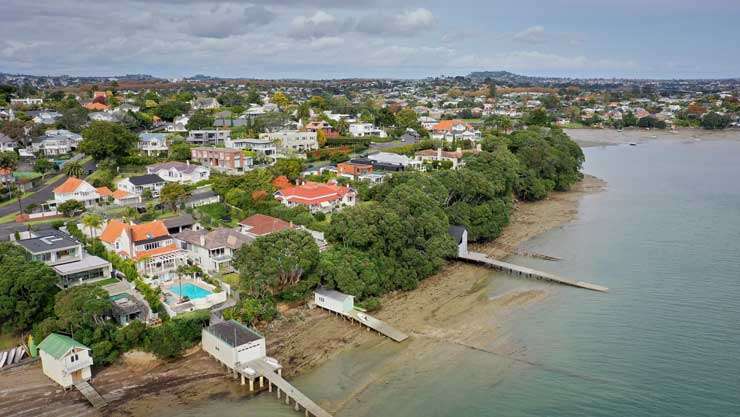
xmin=170 ymin=283 xmax=212 ymax=299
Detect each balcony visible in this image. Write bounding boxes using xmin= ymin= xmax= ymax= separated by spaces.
xmin=64 ymin=357 xmax=93 ymax=373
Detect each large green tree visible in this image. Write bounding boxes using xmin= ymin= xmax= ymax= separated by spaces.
xmin=186 ymin=110 xmax=214 ymax=130
xmin=80 ymin=121 xmax=138 ymax=161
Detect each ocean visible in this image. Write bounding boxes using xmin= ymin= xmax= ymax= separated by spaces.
xmin=162 ymin=134 xmax=740 ymax=417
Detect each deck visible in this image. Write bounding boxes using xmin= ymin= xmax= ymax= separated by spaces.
xmin=345 ymin=309 xmax=409 ymax=342
xmin=459 ymin=251 xmax=608 ymax=292
xmin=246 ymin=359 xmax=333 ymax=417
xmin=74 ymin=381 xmax=107 ymax=409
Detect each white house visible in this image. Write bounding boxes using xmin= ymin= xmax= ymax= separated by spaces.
xmin=314 ymin=287 xmax=355 ymax=314
xmin=146 ymin=161 xmax=210 ymax=184
xmin=259 ymin=130 xmax=318 ymax=153
xmin=202 ymin=320 xmax=266 ymax=369
xmin=38 ymin=333 xmax=92 ymax=389
xmin=138 ymin=132 xmax=169 ymax=156
xmin=225 ymin=138 xmax=277 ymax=157
xmin=116 ymin=174 xmax=166 ymax=198
xmin=10 ymin=97 xmax=43 ymax=106
xmin=51 ymin=177 xmax=103 ymax=208
xmin=174 ymin=228 xmax=251 ymax=274
xmin=348 ymin=123 xmax=387 ymax=138
xmin=32 ymin=130 xmax=81 ymax=156
xmin=166 ymin=115 xmax=189 ymax=133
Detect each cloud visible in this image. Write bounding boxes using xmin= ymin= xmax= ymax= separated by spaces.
xmin=355 ymin=8 xmax=435 ymax=36
xmin=513 ymin=25 xmax=546 ymax=44
xmin=181 ymin=4 xmax=276 ymax=38
xmin=290 ymin=7 xmax=434 ymax=39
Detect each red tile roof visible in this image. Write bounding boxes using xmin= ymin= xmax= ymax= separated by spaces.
xmin=276 ymin=181 xmax=352 ymax=205
xmin=100 ymin=219 xmax=127 ymax=244
xmin=239 ymin=214 xmax=293 ymax=236
xmin=134 ymin=243 xmax=179 ymax=260
xmin=271 ymin=175 xmax=292 ymax=190
xmin=96 ymin=186 xmax=113 ymax=197
xmin=54 ymin=177 xmax=85 ymax=194
xmin=431 ymin=119 xmax=470 ymax=132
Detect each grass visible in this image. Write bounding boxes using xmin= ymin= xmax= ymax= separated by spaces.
xmin=93 ymin=277 xmax=120 ymax=287
xmin=0 ymin=332 xmax=22 ymax=350
xmin=219 ymin=272 xmax=240 ymax=289
xmin=0 ymin=212 xmax=18 ymax=224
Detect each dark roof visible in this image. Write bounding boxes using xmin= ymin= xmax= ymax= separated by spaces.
xmin=206 ymin=320 xmax=263 ymax=347
xmin=189 ymin=189 xmax=217 ymax=201
xmin=109 ymin=294 xmax=145 ymax=316
xmin=128 ymin=174 xmax=165 ymax=186
xmin=15 ymin=229 xmax=79 ymax=253
xmin=448 ymin=225 xmax=467 ymax=244
xmin=163 ymin=213 xmax=195 ymax=229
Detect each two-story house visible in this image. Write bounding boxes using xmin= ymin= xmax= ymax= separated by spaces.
xmin=186 ymin=129 xmax=230 ymax=146
xmin=50 ymin=177 xmax=104 ymax=208
xmin=146 ymin=161 xmax=210 ymax=184
xmin=274 ymin=181 xmax=356 ymax=213
xmin=100 ymin=219 xmax=184 ymax=282
xmin=116 ymin=174 xmax=166 ymax=198
xmin=225 ymin=138 xmax=277 ymax=157
xmin=13 ymin=229 xmax=112 ymax=288
xmin=38 ymin=333 xmax=93 ymax=389
xmin=138 ymin=132 xmax=169 ymax=156
xmin=259 ymin=130 xmax=318 ymax=153
xmin=174 ymin=228 xmax=251 ymax=274
xmin=348 ymin=123 xmax=387 ymax=138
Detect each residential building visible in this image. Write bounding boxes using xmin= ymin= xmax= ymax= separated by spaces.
xmin=186 ymin=187 xmax=221 ymax=208
xmin=31 ymin=110 xmax=62 ymax=125
xmin=163 ymin=213 xmax=197 ymax=234
xmin=430 ymin=119 xmax=481 ymax=142
xmin=116 ymin=174 xmax=166 ymax=198
xmin=363 ymin=152 xmax=422 ymax=171
xmin=239 ymin=214 xmax=294 ymax=238
xmin=32 ymin=129 xmax=81 ymax=156
xmin=146 ymin=161 xmax=210 ymax=184
xmin=225 ymin=138 xmax=277 ymax=157
xmin=191 ymin=147 xmax=252 ymax=174
xmin=337 ymin=161 xmax=373 ymax=179
xmin=415 ymin=147 xmax=465 ymax=169
xmin=303 ymin=120 xmax=338 ymax=138
xmin=187 ymin=129 xmax=231 ymax=146
xmin=175 ymin=227 xmax=251 ymax=274
xmin=165 ymin=115 xmax=189 ymax=133
xmin=191 ymin=97 xmax=220 ymax=110
xmin=138 ymin=132 xmax=169 ymax=156
xmin=51 ymin=177 xmax=103 ymax=208
xmin=202 ymin=320 xmax=266 ymax=370
xmin=13 ymin=229 xmax=112 ymax=288
xmin=259 ymin=130 xmax=318 ymax=153
xmin=10 ymin=97 xmax=43 ymax=107
xmin=0 ymin=133 xmax=17 ymax=152
xmin=348 ymin=123 xmax=387 ymax=138
xmin=100 ymin=219 xmax=185 ymax=281
xmin=274 ymin=181 xmax=356 ymax=213
xmin=84 ymin=102 xmax=110 ymax=111
xmin=314 ymin=287 xmax=355 ymax=315
xmin=38 ymin=333 xmax=92 ymax=389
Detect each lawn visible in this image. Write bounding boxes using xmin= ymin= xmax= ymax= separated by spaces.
xmin=93 ymin=277 xmax=120 ymax=287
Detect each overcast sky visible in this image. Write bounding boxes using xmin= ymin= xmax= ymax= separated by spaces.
xmin=1 ymin=0 xmax=739 ymax=79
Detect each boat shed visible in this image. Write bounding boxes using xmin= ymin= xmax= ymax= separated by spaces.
xmin=314 ymin=287 xmax=355 ymax=314
xmin=448 ymin=225 xmax=468 ymax=257
xmin=38 ymin=333 xmax=93 ymax=389
xmin=202 ymin=320 xmax=266 ymax=369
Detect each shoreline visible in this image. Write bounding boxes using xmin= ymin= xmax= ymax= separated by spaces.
xmin=0 ymin=175 xmax=606 ymax=417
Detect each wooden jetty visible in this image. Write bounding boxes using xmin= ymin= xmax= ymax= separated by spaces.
xmin=459 ymin=251 xmax=608 ymax=292
xmin=74 ymin=381 xmax=107 ymax=409
xmin=345 ymin=310 xmax=408 ymax=342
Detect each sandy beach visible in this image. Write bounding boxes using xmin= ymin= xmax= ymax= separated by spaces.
xmin=0 ymin=175 xmax=605 ymax=417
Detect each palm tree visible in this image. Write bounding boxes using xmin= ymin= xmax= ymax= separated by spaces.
xmin=63 ymin=161 xmax=85 ymax=178
xmin=81 ymin=213 xmax=103 ymax=239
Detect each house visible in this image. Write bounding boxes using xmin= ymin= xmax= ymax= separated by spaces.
xmin=100 ymin=219 xmax=184 ymax=282
xmin=187 ymin=129 xmax=231 ymax=146
xmin=13 ymin=229 xmax=112 ymax=288
xmin=84 ymin=102 xmax=110 ymax=111
xmin=0 ymin=133 xmax=18 ymax=152
xmin=10 ymin=97 xmax=43 ymax=107
xmin=163 ymin=213 xmax=197 ymax=234
xmin=146 ymin=161 xmax=210 ymax=184
xmin=191 ymin=97 xmax=220 ymax=110
xmin=348 ymin=123 xmax=387 ymax=138
xmin=399 ymin=129 xmax=420 ymax=143
xmin=225 ymin=138 xmax=277 ymax=157
xmin=364 ymin=152 xmax=422 ymax=171
xmin=32 ymin=130 xmax=81 ymax=156
xmin=186 ymin=187 xmax=221 ymax=208
xmin=165 ymin=115 xmax=189 ymax=133
xmin=303 ymin=120 xmax=338 ymax=138
xmin=191 ymin=147 xmax=252 ymax=175
xmin=103 ymin=280 xmax=151 ymax=325
xmin=259 ymin=130 xmax=318 ymax=153
xmin=448 ymin=225 xmax=468 ymax=257
xmin=30 ymin=110 xmax=62 ymax=125
xmin=314 ymin=287 xmax=354 ymax=314
xmin=175 ymin=228 xmax=251 ymax=274
xmin=202 ymin=320 xmax=266 ymax=370
xmin=274 ymin=181 xmax=356 ymax=213
xmin=110 ymin=188 xmax=140 ymax=206
xmin=430 ymin=119 xmax=480 ymax=142
xmin=419 ymin=116 xmax=438 ymax=130
xmin=51 ymin=177 xmax=103 ymax=208
xmin=117 ymin=174 xmax=166 ymax=198
xmin=337 ymin=161 xmax=373 ymax=179
xmin=415 ymin=148 xmax=465 ymax=169
xmin=138 ymin=133 xmax=169 ymax=156
xmin=38 ymin=333 xmax=92 ymax=389
xmin=239 ymin=214 xmax=294 ymax=238
xmin=88 ymin=111 xmax=117 ymax=122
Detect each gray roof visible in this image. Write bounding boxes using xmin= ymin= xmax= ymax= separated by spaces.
xmin=53 ymin=254 xmax=111 ymax=275
xmin=147 ymin=161 xmax=203 ymax=175
xmin=163 ymin=213 xmax=195 ymax=229
xmin=206 ymin=320 xmax=263 ymax=347
xmin=128 ymin=174 xmax=165 ymax=186
xmin=109 ymin=293 xmax=146 ymax=316
xmin=315 ymin=287 xmax=354 ymax=303
xmin=15 ymin=229 xmax=79 ymax=253
xmin=175 ymin=227 xmax=252 ymax=250
xmin=188 ymin=189 xmax=217 ymax=201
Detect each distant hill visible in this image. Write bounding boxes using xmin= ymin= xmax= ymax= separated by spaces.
xmin=467 ymin=71 xmax=561 ymax=83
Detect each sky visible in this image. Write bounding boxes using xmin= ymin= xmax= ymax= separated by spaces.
xmin=1 ymin=0 xmax=739 ymax=80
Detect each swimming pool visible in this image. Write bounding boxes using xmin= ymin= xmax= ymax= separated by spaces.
xmin=169 ymin=283 xmax=212 ymax=300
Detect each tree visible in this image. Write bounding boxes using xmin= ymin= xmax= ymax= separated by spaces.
xmin=58 ymin=199 xmax=85 ymax=217
xmin=488 ymin=83 xmax=497 ymax=99
xmin=81 ymin=213 xmax=103 ymax=238
xmin=57 ymin=106 xmax=88 ymax=133
xmin=623 ymin=111 xmax=638 ymax=127
xmin=62 ymin=160 xmax=84 ymax=178
xmin=160 ymin=182 xmax=190 ymax=212
xmin=271 ymin=91 xmax=290 ymax=109
xmin=34 ymin=158 xmax=54 ymax=179
xmin=0 ymin=150 xmax=18 ymax=172
xmin=218 ymin=90 xmax=245 ymax=107
xmin=0 ymin=242 xmax=59 ymax=333
xmin=80 ymin=121 xmax=138 ymax=161
xmin=168 ymin=137 xmax=192 ymax=161
xmin=153 ymin=101 xmax=190 ymax=121
xmin=270 ymin=158 xmax=304 ymax=181
xmin=317 ymin=247 xmax=383 ymax=298
xmin=701 ymin=112 xmax=731 ymax=130
xmin=524 ymin=108 xmax=551 ymax=127
xmin=51 ymin=285 xmax=112 ymax=337
xmin=0 ymin=120 xmax=28 ymax=141
xmin=186 ymin=110 xmax=214 ymax=130
xmin=394 ymin=108 xmax=423 ymax=133
xmin=246 ymin=89 xmax=262 ymax=105
xmin=234 ymin=230 xmax=320 ymax=297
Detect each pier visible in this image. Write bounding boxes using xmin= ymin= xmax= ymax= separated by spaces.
xmin=459 ymin=251 xmax=608 ymax=292
xmin=73 ymin=381 xmax=107 ymax=409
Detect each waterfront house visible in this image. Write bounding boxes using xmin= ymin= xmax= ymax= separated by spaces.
xmin=116 ymin=174 xmax=166 ymax=198
xmin=100 ymin=219 xmax=184 ymax=282
xmin=38 ymin=333 xmax=92 ymax=389
xmin=146 ymin=161 xmax=210 ymax=184
xmin=13 ymin=229 xmax=112 ymax=288
xmin=238 ymin=214 xmax=294 ymax=238
xmin=191 ymin=147 xmax=252 ymax=175
xmin=314 ymin=287 xmax=355 ymax=314
xmin=274 ymin=181 xmax=356 ymax=213
xmin=202 ymin=320 xmax=266 ymax=369
xmin=175 ymin=227 xmax=251 ymax=274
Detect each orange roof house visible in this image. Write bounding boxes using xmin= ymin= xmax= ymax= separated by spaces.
xmin=84 ymin=102 xmax=110 ymax=111
xmin=239 ymin=214 xmax=294 ymax=237
xmin=100 ymin=219 xmax=180 ymax=264
xmin=96 ymin=186 xmax=113 ymax=197
xmin=275 ymin=181 xmax=356 ymax=213
xmin=54 ymin=177 xmax=85 ymax=194
xmin=431 ymin=119 xmax=472 ymax=133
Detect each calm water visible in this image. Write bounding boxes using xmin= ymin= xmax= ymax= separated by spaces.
xmin=163 ymin=136 xmax=740 ymax=417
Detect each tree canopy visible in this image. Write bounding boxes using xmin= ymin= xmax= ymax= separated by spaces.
xmin=80 ymin=121 xmax=138 ymax=161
